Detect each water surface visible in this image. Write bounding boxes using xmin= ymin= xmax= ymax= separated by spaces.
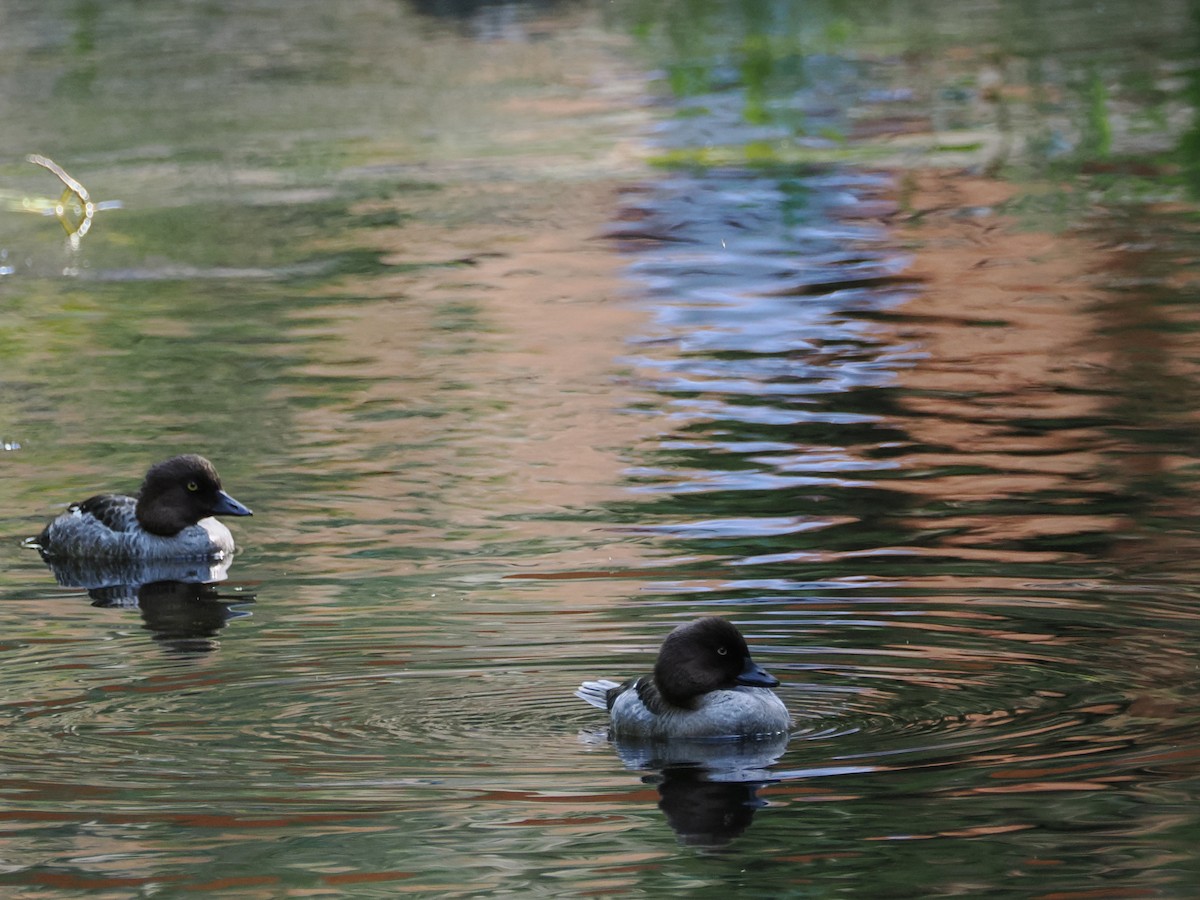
xmin=2 ymin=0 xmax=1200 ymax=896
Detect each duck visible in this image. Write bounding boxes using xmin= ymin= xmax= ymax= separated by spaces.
xmin=34 ymin=454 xmax=252 ymax=561
xmin=576 ymin=617 xmax=790 ymax=739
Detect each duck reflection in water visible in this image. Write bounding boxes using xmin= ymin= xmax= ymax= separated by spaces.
xmin=36 ymin=554 xmax=255 ymax=656
xmin=616 ymin=733 xmax=789 ymax=849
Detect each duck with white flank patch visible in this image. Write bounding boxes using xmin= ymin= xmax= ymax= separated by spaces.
xmin=576 ymin=617 xmax=791 ymax=740
xmin=34 ymin=454 xmax=252 ymax=561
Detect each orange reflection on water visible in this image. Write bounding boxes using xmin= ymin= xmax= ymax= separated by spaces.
xmin=878 ymin=170 xmax=1129 ymax=562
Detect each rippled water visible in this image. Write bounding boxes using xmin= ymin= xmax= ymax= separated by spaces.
xmin=2 ymin=0 xmax=1200 ymax=896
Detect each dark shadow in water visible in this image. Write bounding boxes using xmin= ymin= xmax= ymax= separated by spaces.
xmin=407 ymin=0 xmax=572 ymax=21
xmin=405 ymin=0 xmax=576 ymax=42
xmin=38 ymin=555 xmax=255 ymax=656
xmin=603 ymin=731 xmax=788 ymax=848
xmin=651 ymin=767 xmax=771 ymax=849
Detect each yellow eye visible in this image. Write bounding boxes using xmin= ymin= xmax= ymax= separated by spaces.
xmin=716 ymin=646 xmax=728 ymax=656
xmin=186 ymin=481 xmax=199 ymax=492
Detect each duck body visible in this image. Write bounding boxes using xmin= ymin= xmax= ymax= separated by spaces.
xmin=600 ymin=675 xmax=791 ymax=740
xmin=35 ymin=455 xmax=252 ymax=562
xmin=576 ymin=617 xmax=791 ymax=740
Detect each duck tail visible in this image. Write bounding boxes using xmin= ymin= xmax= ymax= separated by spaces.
xmin=575 ymin=679 xmax=621 ymax=710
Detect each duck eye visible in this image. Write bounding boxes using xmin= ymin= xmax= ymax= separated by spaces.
xmin=186 ymin=481 xmax=199 ymax=492
xmin=716 ymin=646 xmax=728 ymax=656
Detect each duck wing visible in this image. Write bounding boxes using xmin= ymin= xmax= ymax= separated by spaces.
xmin=75 ymin=494 xmax=139 ymax=532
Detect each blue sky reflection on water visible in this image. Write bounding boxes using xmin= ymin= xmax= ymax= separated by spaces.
xmin=1 ymin=0 xmax=1200 ymax=896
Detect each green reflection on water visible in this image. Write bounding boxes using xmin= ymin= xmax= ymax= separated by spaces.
xmin=618 ymin=0 xmax=1195 ymax=191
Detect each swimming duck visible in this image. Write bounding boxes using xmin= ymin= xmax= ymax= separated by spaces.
xmin=35 ymin=454 xmax=252 ymax=561
xmin=576 ymin=617 xmax=790 ymax=739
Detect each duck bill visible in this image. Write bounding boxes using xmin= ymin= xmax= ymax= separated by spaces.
xmin=736 ymin=657 xmax=779 ymax=688
xmin=212 ymin=490 xmax=253 ymax=517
